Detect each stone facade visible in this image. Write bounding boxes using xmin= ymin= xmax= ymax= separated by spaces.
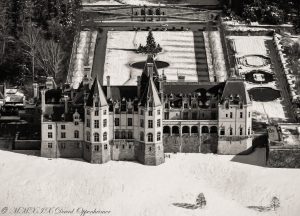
xmin=40 ymin=61 xmax=253 ymax=166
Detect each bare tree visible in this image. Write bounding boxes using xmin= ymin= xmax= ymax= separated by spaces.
xmin=20 ymin=23 xmax=41 ymax=82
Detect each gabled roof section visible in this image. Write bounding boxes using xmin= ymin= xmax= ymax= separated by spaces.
xmin=221 ymin=79 xmax=250 ymax=104
xmin=140 ymin=77 xmax=161 ymax=107
xmin=86 ymin=77 xmax=107 ymax=107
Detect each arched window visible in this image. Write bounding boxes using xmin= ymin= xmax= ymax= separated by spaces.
xmin=163 ymin=126 xmax=170 ymax=134
xmin=229 ymin=127 xmax=233 ymax=135
xmin=121 ymin=131 xmax=126 ymax=139
xmin=157 ymin=132 xmax=161 ymax=141
xmin=182 ymin=126 xmax=190 ymax=134
xmin=103 ymin=132 xmax=107 ymax=141
xmin=220 ymin=127 xmax=225 ymax=135
xmin=191 ymin=126 xmax=198 ymax=134
xmin=172 ymin=126 xmax=179 ymax=135
xmin=94 ymin=133 xmax=99 ymax=142
xmin=74 ymin=130 xmax=79 ymax=138
xmin=86 ymin=131 xmax=90 ymax=141
xmin=148 ymin=133 xmax=153 ymax=142
xmin=225 ymin=101 xmax=229 ymax=109
xmin=140 ymin=132 xmax=144 ymax=141
xmin=210 ymin=126 xmax=218 ymax=134
xmin=202 ymin=126 xmax=209 ymax=133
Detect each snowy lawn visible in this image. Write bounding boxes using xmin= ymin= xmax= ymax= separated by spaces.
xmin=104 ymin=31 xmax=204 ymax=86
xmin=0 ymin=151 xmax=300 ymax=216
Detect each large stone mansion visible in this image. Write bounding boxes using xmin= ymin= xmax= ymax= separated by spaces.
xmin=41 ymin=55 xmax=253 ymax=165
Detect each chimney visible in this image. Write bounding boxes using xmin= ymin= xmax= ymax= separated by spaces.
xmin=64 ymin=95 xmax=69 ymax=114
xmin=147 ymin=63 xmax=154 ymax=78
xmin=137 ymin=76 xmax=141 ymax=98
xmin=106 ymin=76 xmax=111 ymax=99
xmin=41 ymin=90 xmax=46 ymax=113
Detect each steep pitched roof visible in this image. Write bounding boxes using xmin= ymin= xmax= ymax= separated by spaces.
xmin=0 ymin=85 xmax=4 ymax=100
xmin=86 ymin=77 xmax=107 ymax=107
xmin=140 ymin=77 xmax=161 ymax=107
xmin=221 ymin=79 xmax=250 ymax=104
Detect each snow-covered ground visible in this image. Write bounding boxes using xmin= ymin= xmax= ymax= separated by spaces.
xmin=68 ymin=31 xmax=98 ymax=89
xmin=0 ymin=151 xmax=300 ymax=216
xmin=104 ymin=31 xmax=203 ymax=86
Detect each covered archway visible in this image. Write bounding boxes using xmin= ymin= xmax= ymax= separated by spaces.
xmin=163 ymin=126 xmax=170 ymax=134
xmin=202 ymin=126 xmax=209 ymax=133
xmin=172 ymin=126 xmax=180 ymax=135
xmin=182 ymin=126 xmax=190 ymax=134
xmin=191 ymin=126 xmax=198 ymax=134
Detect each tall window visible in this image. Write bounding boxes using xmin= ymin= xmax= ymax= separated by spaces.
xmin=164 ymin=112 xmax=169 ymax=120
xmin=86 ymin=119 xmax=90 ymax=128
xmin=74 ymin=130 xmax=79 ymax=138
xmin=149 ymin=102 xmax=153 ymax=107
xmin=230 ymin=127 xmax=233 ymax=135
xmin=140 ymin=132 xmax=144 ymax=141
xmin=248 ymin=128 xmax=251 ymax=135
xmin=230 ymin=112 xmax=233 ymax=118
xmin=157 ymin=132 xmax=161 ymax=141
xmin=86 ymin=131 xmax=90 ymax=141
xmin=157 ymin=109 xmax=160 ymax=115
xmin=103 ymin=132 xmax=107 ymax=141
xmin=48 ymin=132 xmax=53 ymax=138
xmin=95 ymin=110 xmax=99 ymax=116
xmin=140 ymin=119 xmax=144 ymax=128
xmin=61 ymin=125 xmax=65 ymax=130
xmin=128 ymin=118 xmax=133 ymax=126
xmin=140 ymin=109 xmax=144 ymax=115
xmin=240 ymin=112 xmax=243 ymax=118
xmin=103 ymin=110 xmax=107 ymax=115
xmin=103 ymin=119 xmax=107 ymax=127
xmin=95 ymin=102 xmax=99 ymax=107
xmin=94 ymin=145 xmax=99 ymax=151
xmin=104 ymin=144 xmax=108 ymax=150
xmin=240 ymin=128 xmax=243 ymax=135
xmin=148 ymin=120 xmax=153 ymax=128
xmin=115 ymin=118 xmax=120 ymax=126
xmin=86 ymin=109 xmax=90 ymax=115
xmin=48 ymin=125 xmax=52 ymax=130
xmin=157 ymin=119 xmax=161 ymax=127
xmin=61 ymin=132 xmax=66 ymax=138
xmin=147 ymin=133 xmax=153 ymax=142
xmin=94 ymin=133 xmax=99 ymax=142
xmin=249 ymin=112 xmax=251 ymax=118
xmin=94 ymin=120 xmax=99 ymax=128
xmin=148 ymin=110 xmax=153 ymax=116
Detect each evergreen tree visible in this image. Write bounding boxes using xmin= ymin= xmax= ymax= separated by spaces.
xmin=137 ymin=31 xmax=162 ymax=56
xmin=270 ymin=196 xmax=280 ymax=211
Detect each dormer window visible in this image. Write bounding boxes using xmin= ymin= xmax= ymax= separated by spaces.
xmin=95 ymin=102 xmax=99 ymax=107
xmin=184 ymin=103 xmax=188 ymax=109
xmin=239 ymin=102 xmax=243 ymax=109
xmin=149 ymin=101 xmax=153 ymax=107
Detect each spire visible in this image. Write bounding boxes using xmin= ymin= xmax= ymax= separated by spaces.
xmin=86 ymin=77 xmax=108 ymax=107
xmin=140 ymin=76 xmax=161 ymax=107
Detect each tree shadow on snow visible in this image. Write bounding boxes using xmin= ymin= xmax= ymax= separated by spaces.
xmin=247 ymin=206 xmax=271 ymax=212
xmin=172 ymin=203 xmax=199 ymax=210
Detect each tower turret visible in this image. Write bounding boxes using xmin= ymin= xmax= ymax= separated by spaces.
xmin=84 ymin=77 xmax=110 ymax=164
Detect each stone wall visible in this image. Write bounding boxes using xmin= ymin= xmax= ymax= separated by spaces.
xmin=268 ymin=148 xmax=300 ymax=168
xmin=217 ymin=137 xmax=252 ymax=154
xmin=163 ymin=136 xmax=181 ymax=153
xmin=41 ymin=141 xmax=58 ymax=158
xmin=201 ymin=134 xmax=218 ymax=153
xmin=111 ymin=140 xmax=135 ymax=161
xmin=163 ymin=135 xmax=218 ymax=153
xmin=56 ymin=141 xmax=83 ymax=158
xmin=182 ymin=135 xmax=200 ymax=153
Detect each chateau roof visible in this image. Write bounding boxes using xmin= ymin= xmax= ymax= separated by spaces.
xmin=0 ymin=85 xmax=4 ymax=99
xmin=103 ymin=86 xmax=137 ymax=101
xmin=86 ymin=77 xmax=107 ymax=107
xmin=221 ymin=79 xmax=250 ymax=104
xmin=140 ymin=77 xmax=161 ymax=107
